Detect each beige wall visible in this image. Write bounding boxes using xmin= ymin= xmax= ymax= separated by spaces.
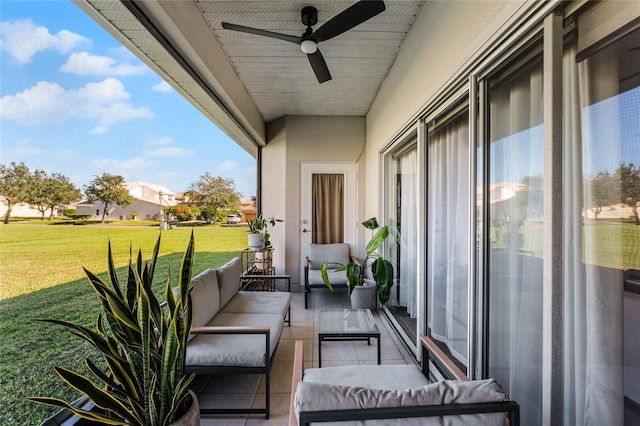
xmin=365 ymin=0 xmax=532 ymax=216
xmin=262 ymin=116 xmax=365 ymax=283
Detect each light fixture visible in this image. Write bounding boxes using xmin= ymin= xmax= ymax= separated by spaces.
xmin=300 ymin=39 xmax=317 ymax=54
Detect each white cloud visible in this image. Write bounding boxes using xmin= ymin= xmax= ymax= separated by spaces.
xmin=15 ymin=139 xmax=45 ymax=155
xmin=152 ymin=80 xmax=172 ymax=93
xmin=147 ymin=147 xmax=195 ymax=157
xmin=145 ymin=135 xmax=173 ymax=146
xmin=0 ymin=78 xmax=153 ymax=133
xmin=60 ymin=51 xmax=147 ymax=76
xmin=219 ymin=160 xmax=238 ymax=172
xmin=1 ymin=19 xmax=87 ymax=64
xmin=92 ymin=157 xmax=154 ymax=173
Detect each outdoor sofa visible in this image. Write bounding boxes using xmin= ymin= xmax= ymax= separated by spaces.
xmin=185 ymin=256 xmax=291 ymax=419
xmin=289 ymin=336 xmax=519 ymax=425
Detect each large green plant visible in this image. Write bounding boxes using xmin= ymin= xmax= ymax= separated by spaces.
xmin=321 ymin=217 xmax=395 ymax=304
xmin=28 ymin=233 xmax=196 ymax=425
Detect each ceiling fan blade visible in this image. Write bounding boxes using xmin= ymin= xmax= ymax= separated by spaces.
xmin=221 ymin=22 xmax=302 ymax=44
xmin=313 ymin=0 xmax=385 ymax=43
xmin=307 ymin=50 xmax=332 ymax=83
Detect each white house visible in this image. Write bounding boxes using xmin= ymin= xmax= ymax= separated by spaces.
xmin=76 ymin=181 xmax=177 ymax=220
xmin=0 ymin=196 xmax=60 ymax=219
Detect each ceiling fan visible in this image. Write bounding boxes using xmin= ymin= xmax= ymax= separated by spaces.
xmin=221 ymin=1 xmax=386 ymax=84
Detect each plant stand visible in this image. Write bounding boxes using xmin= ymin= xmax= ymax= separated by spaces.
xmin=241 ymin=248 xmax=275 ymax=291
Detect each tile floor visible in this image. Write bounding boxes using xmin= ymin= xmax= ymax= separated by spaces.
xmin=193 ymin=286 xmax=416 ymax=425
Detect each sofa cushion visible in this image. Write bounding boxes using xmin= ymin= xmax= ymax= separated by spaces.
xmin=216 ymin=257 xmax=242 ymax=308
xmin=188 ymin=269 xmax=220 ymax=328
xmin=220 ymin=291 xmax=291 ymax=318
xmin=303 ymin=364 xmax=429 ymax=390
xmin=295 ymin=379 xmax=507 ymax=426
xmin=308 ymin=243 xmax=350 ymax=269
xmin=185 ymin=312 xmax=284 ymax=368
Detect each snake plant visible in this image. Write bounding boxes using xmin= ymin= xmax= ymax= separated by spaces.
xmin=28 ymin=232 xmax=196 ymax=425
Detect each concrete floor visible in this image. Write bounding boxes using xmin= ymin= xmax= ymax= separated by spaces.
xmin=193 ymin=286 xmax=416 ymax=425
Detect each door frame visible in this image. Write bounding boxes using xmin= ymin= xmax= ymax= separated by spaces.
xmin=299 ymin=162 xmax=358 ymax=286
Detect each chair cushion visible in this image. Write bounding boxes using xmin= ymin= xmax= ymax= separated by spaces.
xmin=295 ymin=378 xmax=507 ymax=425
xmin=308 ymin=268 xmax=349 ymax=285
xmin=308 ymin=243 xmax=350 ymax=269
xmin=216 ymin=257 xmax=242 ymax=308
xmin=303 ymin=364 xmax=429 ymax=389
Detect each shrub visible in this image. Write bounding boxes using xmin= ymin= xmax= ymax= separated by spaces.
xmin=63 ymin=209 xmax=76 ymax=217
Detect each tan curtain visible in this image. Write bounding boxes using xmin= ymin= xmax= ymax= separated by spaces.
xmin=312 ymin=174 xmax=344 ymax=243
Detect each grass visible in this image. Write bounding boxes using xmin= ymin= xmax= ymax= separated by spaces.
xmin=0 ymin=222 xmax=248 ymax=425
xmin=490 ymin=220 xmax=640 ymax=270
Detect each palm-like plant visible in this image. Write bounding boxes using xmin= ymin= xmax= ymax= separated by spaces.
xmin=321 ymin=217 xmax=395 ymax=304
xmin=28 ymin=233 xmax=196 ymax=425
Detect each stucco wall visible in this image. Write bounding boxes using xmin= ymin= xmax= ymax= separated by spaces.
xmin=263 ymin=115 xmax=365 ymax=283
xmin=365 ymin=0 xmax=531 ymax=215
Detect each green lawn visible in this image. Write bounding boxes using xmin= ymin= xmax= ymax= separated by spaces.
xmin=0 ymin=222 xmax=248 ymax=425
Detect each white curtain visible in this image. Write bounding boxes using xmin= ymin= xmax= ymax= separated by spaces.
xmin=487 ymin=61 xmax=544 ymax=425
xmin=399 ymin=149 xmax=418 ymax=317
xmin=427 ymin=111 xmax=469 ymax=364
xmin=563 ymin=41 xmax=625 ymax=426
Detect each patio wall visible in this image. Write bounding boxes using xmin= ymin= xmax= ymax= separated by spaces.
xmin=263 ymin=115 xmax=365 ymax=283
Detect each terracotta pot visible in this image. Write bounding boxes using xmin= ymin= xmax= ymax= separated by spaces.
xmin=170 ymin=391 xmax=200 ymax=426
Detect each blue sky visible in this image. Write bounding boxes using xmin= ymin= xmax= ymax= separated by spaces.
xmin=1 ymin=0 xmax=257 ymax=199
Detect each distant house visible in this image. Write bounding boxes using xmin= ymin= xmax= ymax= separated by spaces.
xmin=76 ymin=182 xmax=177 ymax=220
xmin=240 ymin=199 xmax=256 ymax=223
xmin=0 ymin=196 xmax=57 ymax=218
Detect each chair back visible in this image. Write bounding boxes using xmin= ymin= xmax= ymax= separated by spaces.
xmin=307 ymin=243 xmax=350 ymax=270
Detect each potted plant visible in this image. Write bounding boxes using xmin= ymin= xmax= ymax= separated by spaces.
xmin=28 ymin=233 xmax=199 ymax=426
xmin=247 ymin=213 xmax=283 ymax=251
xmin=321 ymin=217 xmax=395 ymax=308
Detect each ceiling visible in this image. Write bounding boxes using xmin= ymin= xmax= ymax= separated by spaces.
xmin=200 ymin=1 xmax=424 ymax=121
xmin=76 ymin=0 xmax=424 ymax=150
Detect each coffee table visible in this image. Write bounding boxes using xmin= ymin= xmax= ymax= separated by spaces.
xmin=317 ymin=309 xmax=381 ymax=367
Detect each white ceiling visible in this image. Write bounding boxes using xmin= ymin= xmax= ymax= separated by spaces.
xmin=76 ymin=0 xmax=424 ymax=149
xmin=198 ymin=1 xmax=424 ymax=121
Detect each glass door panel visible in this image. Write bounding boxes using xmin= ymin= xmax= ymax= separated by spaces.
xmin=486 ymin=56 xmax=544 ymax=425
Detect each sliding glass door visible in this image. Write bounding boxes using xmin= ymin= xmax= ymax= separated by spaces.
xmin=485 ymin=53 xmax=544 ymax=424
xmin=385 ymin=136 xmax=419 ymax=347
xmin=563 ymin=21 xmax=639 ymax=425
xmin=426 ymin=106 xmax=470 ymax=372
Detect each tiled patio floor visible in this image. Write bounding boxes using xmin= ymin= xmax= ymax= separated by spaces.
xmin=193 ymin=286 xmax=416 ymax=425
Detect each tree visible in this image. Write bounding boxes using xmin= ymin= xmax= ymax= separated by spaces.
xmin=615 ymin=163 xmax=640 ymax=225
xmin=584 ymin=171 xmax=618 ymax=221
xmin=48 ymin=173 xmax=82 ymax=219
xmin=0 ymin=162 xmax=32 ymax=224
xmin=27 ymin=169 xmax=52 ymax=220
xmin=185 ymin=173 xmax=240 ymax=222
xmin=84 ymin=173 xmax=133 ymax=222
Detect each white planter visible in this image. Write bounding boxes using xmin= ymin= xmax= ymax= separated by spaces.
xmin=350 ymin=281 xmax=377 ymax=309
xmin=248 ymin=233 xmax=264 ymax=250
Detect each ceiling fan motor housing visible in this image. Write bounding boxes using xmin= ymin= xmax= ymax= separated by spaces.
xmin=301 ymin=6 xmax=318 ymax=28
